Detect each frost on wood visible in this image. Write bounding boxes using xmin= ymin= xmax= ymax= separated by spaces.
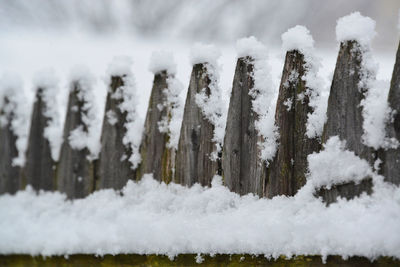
xmin=265 ymin=27 xmax=321 ymax=198
xmin=191 ymin=44 xmax=225 ymax=160
xmin=1 ymin=175 xmax=400 ymax=259
xmin=175 ymin=53 xmax=220 ymax=187
xmin=25 ymin=69 xmax=61 ymax=191
xmin=320 ymin=13 xmax=378 ymax=202
xmin=235 ymin=37 xmax=278 ymax=163
xmin=0 ymin=73 xmax=28 ymax=194
xmin=139 ymin=60 xmax=182 ymax=183
xmin=379 ymin=41 xmax=400 ymax=185
xmin=57 ymin=67 xmax=99 ymax=199
xmin=282 ymin=25 xmax=328 ymax=139
xmin=223 ymin=37 xmax=274 ymax=196
xmin=97 ymin=56 xmax=141 ymax=190
xmin=139 ymin=52 xmax=183 ymax=183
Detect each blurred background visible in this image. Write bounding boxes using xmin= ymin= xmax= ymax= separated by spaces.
xmin=0 ymin=0 xmax=399 ymax=118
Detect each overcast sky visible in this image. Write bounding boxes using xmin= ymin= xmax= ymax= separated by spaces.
xmin=1 ymin=0 xmax=399 ymax=50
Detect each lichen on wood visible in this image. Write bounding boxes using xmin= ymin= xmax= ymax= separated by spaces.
xmin=138 ymin=70 xmax=175 ymax=183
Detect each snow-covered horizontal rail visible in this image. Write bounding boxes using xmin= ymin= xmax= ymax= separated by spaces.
xmin=0 ymin=254 xmax=399 ymax=266
xmin=0 ymin=13 xmax=399 ymax=206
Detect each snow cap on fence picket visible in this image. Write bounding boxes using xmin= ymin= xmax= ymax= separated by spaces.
xmin=236 ymin=36 xmax=267 ymax=59
xmin=281 ymin=25 xmax=314 ymax=53
xmin=148 ymin=51 xmax=177 ymax=75
xmin=107 ymin=56 xmax=133 ymax=77
xmin=336 ymin=12 xmax=376 ymax=46
xmin=190 ymin=43 xmax=221 ymax=66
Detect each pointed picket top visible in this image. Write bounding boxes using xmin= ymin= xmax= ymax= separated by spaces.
xmin=25 ymin=69 xmax=62 ymax=191
xmin=223 ymin=37 xmax=276 ymax=196
xmin=265 ymin=26 xmax=322 ymax=198
xmin=319 ymin=12 xmax=378 ymax=202
xmin=0 ymin=73 xmax=28 ymax=194
xmin=174 ymin=44 xmax=222 ymax=187
xmin=57 ymin=67 xmax=100 ymax=198
xmin=97 ymin=56 xmax=142 ymax=190
xmin=379 ymin=40 xmax=400 ymax=185
xmin=138 ymin=51 xmax=183 ymax=183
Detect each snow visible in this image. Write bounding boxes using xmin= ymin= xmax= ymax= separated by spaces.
xmin=191 ymin=44 xmax=225 ymax=159
xmin=236 ymin=37 xmax=279 ymax=163
xmin=67 ymin=66 xmax=102 ymax=160
xmin=281 ymin=25 xmax=314 ymax=53
xmin=335 ymin=13 xmax=396 ymax=150
xmin=164 ymin=77 xmax=184 ymax=150
xmin=33 ymin=69 xmax=65 ymax=161
xmin=148 ymin=51 xmax=177 ymax=75
xmin=0 ymin=72 xmax=30 ymax=166
xmin=336 ymin=12 xmax=377 ymax=46
xmin=361 ymin=80 xmax=399 ymax=150
xmin=190 ymin=43 xmax=221 ymax=66
xmin=281 ymin=26 xmax=328 ymax=139
xmin=0 ymin=173 xmax=399 ymax=259
xmin=307 ymin=136 xmax=373 ymax=189
xmin=106 ymin=56 xmax=143 ymax=169
xmin=151 ymin=52 xmax=185 ymax=150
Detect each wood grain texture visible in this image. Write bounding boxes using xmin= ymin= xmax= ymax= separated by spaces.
xmin=175 ymin=64 xmax=218 ymax=187
xmin=0 ymin=97 xmax=22 ymax=194
xmin=138 ymin=71 xmax=174 ymax=183
xmin=320 ymin=41 xmax=374 ymax=202
xmin=222 ymin=57 xmax=265 ymax=196
xmin=265 ymin=51 xmax=321 ymax=198
xmin=379 ymin=41 xmax=400 ymax=186
xmin=25 ymin=88 xmax=56 ymax=191
xmin=97 ymin=76 xmax=135 ymax=190
xmin=56 ymin=82 xmax=95 ymax=199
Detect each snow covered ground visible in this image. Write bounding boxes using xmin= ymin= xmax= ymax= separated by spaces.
xmin=0 ymin=173 xmax=399 ymax=259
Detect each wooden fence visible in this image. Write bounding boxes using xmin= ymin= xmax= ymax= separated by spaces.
xmin=1 ymin=38 xmax=400 ymax=204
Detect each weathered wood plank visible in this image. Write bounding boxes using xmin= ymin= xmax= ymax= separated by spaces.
xmin=25 ymin=88 xmax=56 ymax=191
xmin=0 ymin=97 xmax=22 ymax=194
xmin=0 ymin=254 xmax=398 ymax=267
xmin=56 ymin=81 xmax=95 ymax=199
xmin=174 ymin=63 xmax=218 ymax=187
xmin=320 ymin=40 xmax=374 ymax=201
xmin=138 ymin=71 xmax=172 ymax=183
xmin=265 ymin=51 xmax=321 ymax=198
xmin=222 ymin=57 xmax=265 ymax=196
xmin=316 ymin=178 xmax=373 ymax=205
xmin=379 ymin=41 xmax=400 ymax=186
xmin=97 ymin=76 xmax=135 ymax=190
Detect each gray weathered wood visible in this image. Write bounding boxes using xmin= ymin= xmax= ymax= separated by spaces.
xmin=56 ymin=81 xmax=95 ymax=199
xmin=320 ymin=40 xmax=374 ymax=201
xmin=138 ymin=71 xmax=173 ymax=183
xmin=316 ymin=178 xmax=373 ymax=205
xmin=174 ymin=64 xmax=218 ymax=187
xmin=25 ymin=88 xmax=56 ymax=191
xmin=97 ymin=76 xmax=135 ymax=190
xmin=222 ymin=57 xmax=264 ymax=196
xmin=265 ymin=50 xmax=321 ymax=198
xmin=379 ymin=41 xmax=400 ymax=186
xmin=0 ymin=97 xmax=22 ymax=194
